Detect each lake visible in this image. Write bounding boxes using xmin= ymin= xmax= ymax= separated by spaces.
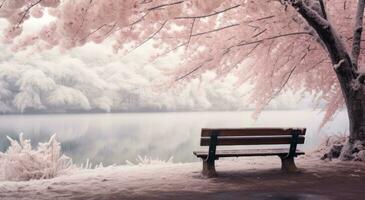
xmin=0 ymin=110 xmax=349 ymax=166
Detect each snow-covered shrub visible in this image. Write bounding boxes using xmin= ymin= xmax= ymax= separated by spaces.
xmin=0 ymin=133 xmax=74 ymax=181
xmin=319 ymin=133 xmax=365 ymax=161
xmin=319 ymin=134 xmax=347 ymax=160
xmin=126 ymin=155 xmax=174 ymax=166
xmin=355 ymin=150 xmax=365 ymax=161
xmin=339 ymin=140 xmax=365 ymax=161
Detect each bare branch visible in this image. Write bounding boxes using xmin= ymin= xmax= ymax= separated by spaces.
xmin=175 ymin=4 xmax=241 ymax=19
xmin=192 ymin=23 xmax=240 ymax=37
xmin=147 ymin=1 xmax=184 ymax=11
xmin=245 ymin=15 xmax=275 ymax=23
xmin=126 ymin=20 xmax=168 ymax=55
xmin=103 ymin=23 xmax=117 ymax=38
xmin=185 ymin=19 xmax=195 ymax=49
xmin=266 ymin=54 xmax=303 ymax=105
xmin=237 ymin=31 xmax=311 ymax=47
xmin=175 ymin=58 xmax=213 ymax=81
xmin=306 ymin=58 xmax=327 ymax=72
xmin=252 ymin=28 xmax=267 ymax=38
xmin=130 ymin=11 xmax=150 ymax=27
xmin=274 ymin=64 xmax=298 ymax=96
xmin=85 ymin=24 xmax=106 ymax=38
xmin=150 ymin=41 xmax=188 ymax=63
xmin=17 ymin=0 xmax=42 ymax=26
xmin=80 ymin=23 xmax=117 ymax=42
xmin=351 ymin=0 xmax=365 ymax=68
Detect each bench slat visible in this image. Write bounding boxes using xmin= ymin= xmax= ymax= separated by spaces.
xmin=200 ymin=135 xmax=305 ymax=146
xmin=193 ymin=148 xmax=305 ymax=158
xmin=201 ymin=128 xmax=306 ymax=137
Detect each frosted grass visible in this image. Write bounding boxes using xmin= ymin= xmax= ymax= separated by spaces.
xmin=0 ymin=134 xmax=176 ymax=181
xmin=0 ymin=133 xmax=74 ymax=181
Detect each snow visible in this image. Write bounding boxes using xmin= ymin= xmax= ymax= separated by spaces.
xmin=1 ymin=134 xmax=365 ymax=199
xmin=333 ymin=59 xmax=345 ymax=70
xmin=126 ymin=155 xmax=174 ymax=166
xmin=0 ymin=134 xmax=176 ymax=182
xmin=1 ymin=154 xmax=365 ymax=200
xmin=0 ymin=133 xmax=75 ymax=181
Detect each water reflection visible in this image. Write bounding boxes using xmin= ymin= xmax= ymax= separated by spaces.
xmin=0 ymin=111 xmax=348 ymax=165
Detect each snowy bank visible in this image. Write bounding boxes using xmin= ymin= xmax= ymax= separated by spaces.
xmin=1 ymin=154 xmax=365 ymax=200
xmin=1 ymin=134 xmax=365 ymax=200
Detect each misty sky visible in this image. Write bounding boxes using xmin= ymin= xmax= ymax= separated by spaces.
xmin=0 ymin=17 xmax=313 ymax=114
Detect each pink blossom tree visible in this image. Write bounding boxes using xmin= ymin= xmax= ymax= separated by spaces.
xmin=1 ymin=0 xmax=365 ymax=158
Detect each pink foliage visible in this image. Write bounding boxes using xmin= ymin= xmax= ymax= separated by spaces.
xmin=0 ymin=0 xmax=360 ymax=123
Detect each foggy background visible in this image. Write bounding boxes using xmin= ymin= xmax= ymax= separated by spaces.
xmin=0 ymin=17 xmax=313 ymax=114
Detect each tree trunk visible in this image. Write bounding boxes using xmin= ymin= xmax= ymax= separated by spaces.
xmin=290 ymin=1 xmax=365 ymax=160
xmin=324 ymin=53 xmax=365 ymax=160
xmin=291 ymin=1 xmax=365 ymax=142
xmin=344 ymin=88 xmax=365 ymax=142
xmin=332 ymin=59 xmax=365 ymax=142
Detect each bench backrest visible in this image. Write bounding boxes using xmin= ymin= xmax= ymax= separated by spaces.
xmin=200 ymin=128 xmax=306 ymax=146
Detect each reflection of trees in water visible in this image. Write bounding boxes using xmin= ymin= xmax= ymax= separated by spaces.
xmin=60 ymin=119 xmax=202 ymax=165
xmin=0 ymin=111 xmax=349 ymax=165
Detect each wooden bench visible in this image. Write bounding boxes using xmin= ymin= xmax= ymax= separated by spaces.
xmin=193 ymin=128 xmax=306 ymax=177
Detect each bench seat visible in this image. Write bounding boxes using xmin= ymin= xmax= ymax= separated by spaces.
xmin=193 ymin=148 xmax=305 ymax=158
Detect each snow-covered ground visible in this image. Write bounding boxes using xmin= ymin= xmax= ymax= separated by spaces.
xmin=1 ymin=153 xmax=365 ymax=200
xmin=1 ymin=134 xmax=365 ymax=200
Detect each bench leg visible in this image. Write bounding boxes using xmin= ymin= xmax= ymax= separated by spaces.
xmin=202 ymin=160 xmax=216 ymax=177
xmin=279 ymin=156 xmax=298 ymax=172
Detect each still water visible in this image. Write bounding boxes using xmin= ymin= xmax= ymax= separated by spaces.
xmin=0 ymin=111 xmax=348 ymax=165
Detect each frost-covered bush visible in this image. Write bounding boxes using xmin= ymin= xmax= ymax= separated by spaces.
xmin=0 ymin=133 xmax=74 ymax=181
xmin=126 ymin=155 xmax=174 ymax=166
xmin=319 ymin=134 xmax=347 ymax=161
xmin=319 ymin=133 xmax=365 ymax=161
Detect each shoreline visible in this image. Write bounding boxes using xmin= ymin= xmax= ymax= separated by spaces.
xmin=1 ymin=154 xmax=364 ymax=200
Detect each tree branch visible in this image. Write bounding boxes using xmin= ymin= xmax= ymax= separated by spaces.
xmin=290 ymin=0 xmax=350 ymax=65
xmin=126 ymin=20 xmax=167 ymax=55
xmin=245 ymin=15 xmax=275 ymax=23
xmin=147 ymin=1 xmax=184 ymax=11
xmin=75 ymin=0 xmax=94 ymax=37
xmin=150 ymin=41 xmax=188 ymax=63
xmin=191 ymin=23 xmax=240 ymax=37
xmin=252 ymin=28 xmax=267 ymax=38
xmin=130 ymin=11 xmax=150 ymax=27
xmin=319 ymin=0 xmax=327 ymax=20
xmin=236 ymin=31 xmax=311 ymax=47
xmin=306 ymin=58 xmax=327 ymax=72
xmin=17 ymin=0 xmax=42 ymax=26
xmin=175 ymin=4 xmax=240 ymax=19
xmin=82 ymin=24 xmax=106 ymax=40
xmin=290 ymin=0 xmax=357 ymax=97
xmin=80 ymin=23 xmax=117 ymax=42
xmin=184 ymin=15 xmax=274 ymax=38
xmin=351 ymin=0 xmax=365 ymax=68
xmin=175 ymin=58 xmax=213 ymax=81
xmin=224 ymin=42 xmax=260 ymax=74
xmin=186 ymin=18 xmax=195 ymax=48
